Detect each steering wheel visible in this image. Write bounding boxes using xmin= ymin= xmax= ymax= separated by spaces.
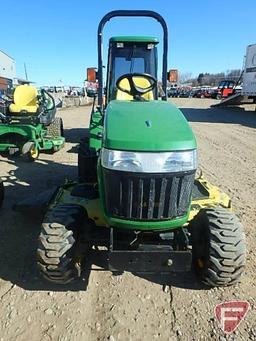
xmin=116 ymin=73 xmax=157 ymax=99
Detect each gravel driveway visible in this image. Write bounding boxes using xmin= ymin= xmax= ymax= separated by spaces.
xmin=0 ymin=98 xmax=255 ymax=341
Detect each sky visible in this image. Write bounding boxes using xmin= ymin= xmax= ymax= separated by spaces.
xmin=1 ymin=0 xmax=256 ymax=86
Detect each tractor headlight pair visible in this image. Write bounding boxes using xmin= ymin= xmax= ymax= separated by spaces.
xmin=101 ymin=148 xmax=197 ymax=173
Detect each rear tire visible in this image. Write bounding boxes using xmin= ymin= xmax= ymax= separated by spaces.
xmin=37 ymin=204 xmax=87 ymax=284
xmin=47 ymin=117 xmax=64 ymax=137
xmin=0 ymin=181 xmax=4 ymax=208
xmin=78 ymin=138 xmax=97 ymax=183
xmin=191 ymin=208 xmax=246 ymax=287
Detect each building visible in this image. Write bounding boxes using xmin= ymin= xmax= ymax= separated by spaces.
xmin=0 ymin=50 xmax=16 ymax=94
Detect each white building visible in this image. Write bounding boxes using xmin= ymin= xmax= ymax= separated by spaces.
xmin=0 ymin=50 xmax=16 ymax=80
xmin=0 ymin=50 xmax=16 ymax=93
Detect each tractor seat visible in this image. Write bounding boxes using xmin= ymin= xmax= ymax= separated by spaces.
xmin=9 ymin=85 xmax=39 ymax=114
xmin=116 ymin=77 xmax=154 ymax=101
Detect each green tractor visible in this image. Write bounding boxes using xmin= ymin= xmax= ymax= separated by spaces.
xmin=37 ymin=11 xmax=246 ymax=287
xmin=0 ymin=85 xmax=65 ymax=161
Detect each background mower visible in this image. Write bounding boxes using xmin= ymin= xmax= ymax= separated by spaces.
xmin=0 ymin=85 xmax=65 ymax=161
xmin=36 ymin=10 xmax=246 ymax=287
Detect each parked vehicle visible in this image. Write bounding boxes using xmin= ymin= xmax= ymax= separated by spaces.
xmin=167 ymin=87 xmax=178 ymax=97
xmin=211 ymin=80 xmax=243 ymax=99
xmin=179 ymin=90 xmax=191 ymax=98
xmin=86 ymin=87 xmax=98 ymax=97
xmin=193 ymin=89 xmax=211 ymax=98
xmin=218 ymin=80 xmax=236 ymax=98
xmin=0 ymin=85 xmax=65 ymax=161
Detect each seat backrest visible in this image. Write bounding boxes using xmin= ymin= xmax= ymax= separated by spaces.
xmin=13 ymin=85 xmax=38 ymax=106
xmin=9 ymin=85 xmax=39 ymax=114
xmin=116 ymin=77 xmax=154 ymax=101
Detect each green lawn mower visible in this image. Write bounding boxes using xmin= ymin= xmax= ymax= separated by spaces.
xmin=36 ymin=11 xmax=246 ymax=287
xmin=0 ymin=85 xmax=65 ymax=161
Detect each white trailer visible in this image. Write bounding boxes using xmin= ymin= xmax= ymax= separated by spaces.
xmin=242 ymin=44 xmax=256 ymax=97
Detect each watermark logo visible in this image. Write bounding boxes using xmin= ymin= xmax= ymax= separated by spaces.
xmin=214 ymin=301 xmax=250 ymax=334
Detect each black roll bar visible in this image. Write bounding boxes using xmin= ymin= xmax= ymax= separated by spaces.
xmin=97 ymin=10 xmax=168 ymax=108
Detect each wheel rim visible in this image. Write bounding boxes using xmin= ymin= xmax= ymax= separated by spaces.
xmin=30 ymin=146 xmax=39 ymax=159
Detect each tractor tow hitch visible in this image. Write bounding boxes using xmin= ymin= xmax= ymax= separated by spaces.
xmin=108 ymin=228 xmax=192 ymax=273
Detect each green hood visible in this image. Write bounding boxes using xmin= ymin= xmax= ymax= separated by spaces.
xmin=103 ymin=100 xmax=196 ymax=151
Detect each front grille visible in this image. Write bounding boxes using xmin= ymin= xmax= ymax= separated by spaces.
xmin=103 ymin=169 xmax=195 ymax=221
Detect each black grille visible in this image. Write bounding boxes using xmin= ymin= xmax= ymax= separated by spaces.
xmin=103 ymin=169 xmax=195 ymax=221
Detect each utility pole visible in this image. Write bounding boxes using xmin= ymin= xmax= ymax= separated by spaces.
xmin=24 ymin=63 xmax=28 ymax=81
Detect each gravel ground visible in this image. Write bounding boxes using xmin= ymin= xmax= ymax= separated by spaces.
xmin=0 ymin=98 xmax=255 ymax=341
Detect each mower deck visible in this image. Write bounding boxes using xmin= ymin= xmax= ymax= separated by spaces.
xmin=42 ymin=176 xmax=231 ymax=228
xmin=14 ymin=176 xmax=231 ymax=225
xmin=0 ymin=123 xmax=65 ymax=155
xmin=15 ymin=176 xmax=231 ymax=274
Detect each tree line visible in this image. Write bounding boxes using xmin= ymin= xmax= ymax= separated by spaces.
xmin=178 ymin=69 xmax=242 ymax=86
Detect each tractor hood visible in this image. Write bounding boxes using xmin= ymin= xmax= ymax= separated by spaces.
xmin=103 ymin=100 xmax=196 ymax=151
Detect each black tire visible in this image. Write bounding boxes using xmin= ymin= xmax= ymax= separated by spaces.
xmin=0 ymin=181 xmax=4 ymax=208
xmin=22 ymin=142 xmax=39 ymax=162
xmin=78 ymin=138 xmax=97 ymax=183
xmin=47 ymin=117 xmax=64 ymax=137
xmin=37 ymin=204 xmax=87 ymax=284
xmin=191 ymin=208 xmax=246 ymax=287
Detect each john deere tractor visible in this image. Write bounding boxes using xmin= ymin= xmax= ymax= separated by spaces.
xmin=0 ymin=85 xmax=65 ymax=161
xmin=37 ymin=11 xmax=246 ymax=287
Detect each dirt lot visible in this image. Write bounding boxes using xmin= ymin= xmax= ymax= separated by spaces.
xmin=0 ymin=98 xmax=255 ymax=341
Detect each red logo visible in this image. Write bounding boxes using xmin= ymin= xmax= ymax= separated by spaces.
xmin=214 ymin=301 xmax=250 ymax=334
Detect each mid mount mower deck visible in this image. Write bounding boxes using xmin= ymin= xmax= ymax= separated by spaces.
xmin=0 ymin=85 xmax=65 ymax=161
xmin=36 ymin=11 xmax=246 ymax=287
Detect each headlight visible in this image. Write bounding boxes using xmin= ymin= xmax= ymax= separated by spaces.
xmin=101 ymin=148 xmax=197 ymax=173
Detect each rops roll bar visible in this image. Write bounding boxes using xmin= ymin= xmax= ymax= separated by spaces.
xmin=97 ymin=10 xmax=168 ymax=108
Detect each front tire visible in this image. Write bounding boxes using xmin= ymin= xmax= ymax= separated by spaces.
xmin=37 ymin=204 xmax=87 ymax=284
xmin=22 ymin=142 xmax=39 ymax=162
xmin=191 ymin=208 xmax=246 ymax=287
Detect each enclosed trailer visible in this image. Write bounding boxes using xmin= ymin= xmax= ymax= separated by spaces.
xmin=242 ymin=44 xmax=256 ymax=97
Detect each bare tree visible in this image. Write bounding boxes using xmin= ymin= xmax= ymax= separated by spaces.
xmin=179 ymin=72 xmax=193 ymax=84
xmin=177 ymin=69 xmax=242 ymax=87
xmin=225 ymin=69 xmax=242 ymax=81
